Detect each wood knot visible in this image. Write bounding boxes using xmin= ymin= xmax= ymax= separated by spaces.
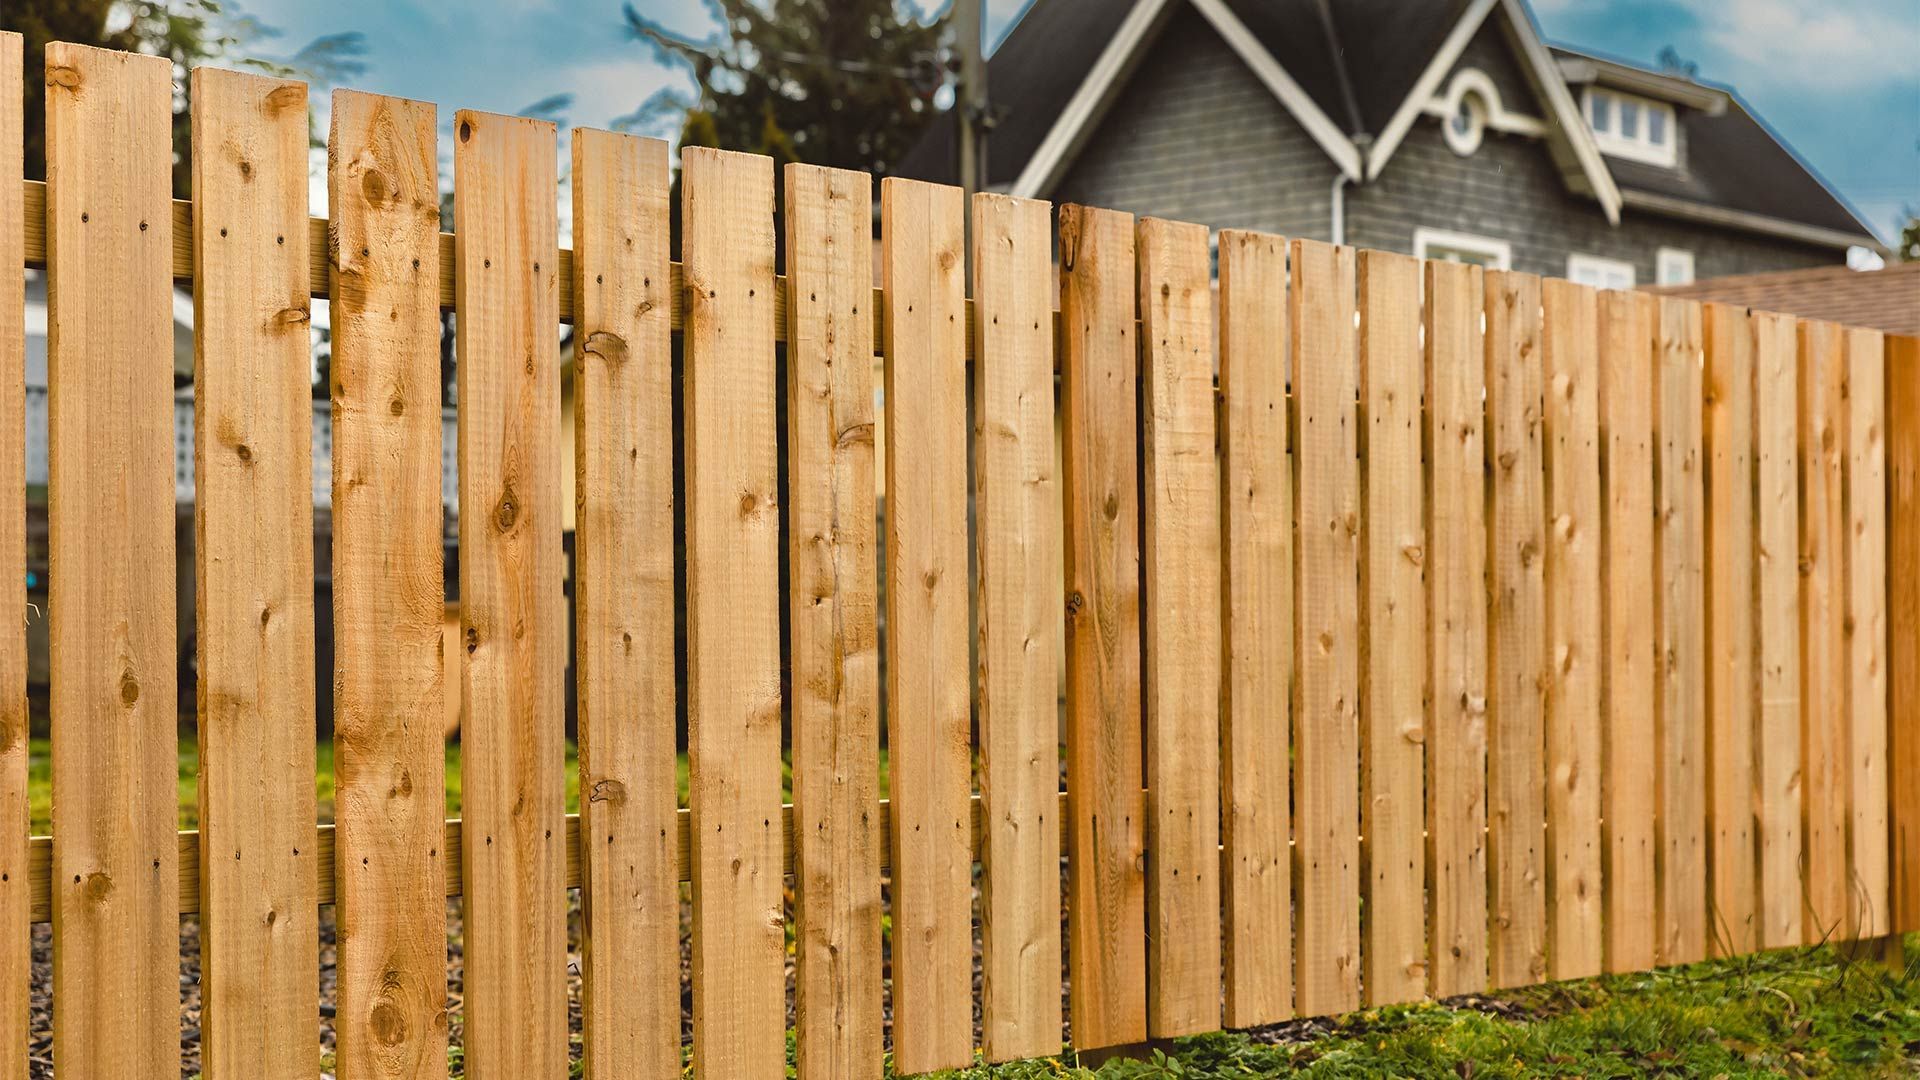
xmin=47 ymin=67 xmax=82 ymax=91
xmin=494 ymin=485 xmax=519 ymax=532
xmin=583 ymin=330 xmax=629 ymax=366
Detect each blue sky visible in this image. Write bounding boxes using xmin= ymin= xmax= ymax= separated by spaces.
xmin=245 ymin=0 xmax=1918 ymax=246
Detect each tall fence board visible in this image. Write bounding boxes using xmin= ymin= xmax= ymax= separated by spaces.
xmin=1217 ymin=230 xmax=1294 ymax=1028
xmin=1356 ymin=249 xmax=1427 ymax=1007
xmin=454 ymin=110 xmax=566 ymax=1079
xmin=971 ymin=192 xmax=1063 ymax=1063
xmin=44 ymin=42 xmax=180 ymax=1077
xmin=879 ymin=176 xmax=973 ymax=1075
xmin=1485 ymin=270 xmax=1548 ymax=988
xmin=1539 ymin=278 xmax=1604 ymax=980
xmin=189 ymin=66 xmax=321 ymax=1079
xmin=1703 ymin=303 xmax=1759 ymax=957
xmin=0 ymin=33 xmax=23 ymax=1080
xmin=785 ymin=162 xmax=884 ymax=1079
xmin=1424 ymin=259 xmax=1489 ymax=998
xmin=3 ymin=46 xmax=1917 ymax=1076
xmin=681 ymin=146 xmax=786 ymax=1079
xmin=1292 ymin=239 xmax=1361 ymax=1016
xmin=1060 ymin=203 xmax=1148 ymax=1051
xmin=327 ymin=89 xmax=450 ymax=1080
xmin=1137 ymin=216 xmax=1221 ymax=1038
xmin=570 ymin=128 xmax=679 ymax=1080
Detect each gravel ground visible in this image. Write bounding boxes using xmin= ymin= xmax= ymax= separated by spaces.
xmin=26 ymin=869 xmax=1075 ymax=1078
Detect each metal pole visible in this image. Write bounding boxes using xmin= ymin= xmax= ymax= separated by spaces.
xmin=955 ymin=0 xmax=985 ymax=198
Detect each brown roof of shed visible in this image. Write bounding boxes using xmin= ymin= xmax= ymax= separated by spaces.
xmin=1646 ymin=261 xmax=1920 ymax=337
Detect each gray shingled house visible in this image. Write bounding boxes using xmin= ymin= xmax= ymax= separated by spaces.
xmin=897 ymin=0 xmax=1884 ymax=282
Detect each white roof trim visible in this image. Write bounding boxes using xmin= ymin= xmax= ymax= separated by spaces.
xmin=1009 ymin=0 xmax=1363 ymax=199
xmin=1365 ymin=0 xmax=1621 ymax=224
xmin=1421 ymin=67 xmax=1548 ymax=138
xmin=1621 ymin=189 xmax=1885 ymax=254
xmin=1187 ymin=0 xmax=1363 ymax=180
xmin=1009 ymin=0 xmax=1179 ymax=200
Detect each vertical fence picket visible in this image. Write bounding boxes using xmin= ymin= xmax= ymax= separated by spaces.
xmin=1356 ymin=249 xmax=1426 ymax=1006
xmin=1753 ymin=311 xmax=1805 ymax=949
xmin=971 ymin=191 xmax=1063 ymax=1063
xmin=1060 ymin=203 xmax=1147 ymax=1051
xmin=570 ymin=128 xmax=678 ymax=1080
xmin=1654 ymin=297 xmax=1707 ymax=965
xmin=1484 ymin=270 xmax=1548 ymax=988
xmin=879 ymin=176 xmax=973 ymax=1074
xmin=1424 ymin=259 xmax=1488 ymax=998
xmin=1292 ymin=239 xmax=1361 ymax=1015
xmin=1843 ymin=326 xmax=1888 ymax=940
xmin=0 ymin=32 xmax=23 ymax=1080
xmin=682 ymin=146 xmax=786 ymax=1078
xmin=1137 ymin=216 xmax=1221 ymax=1037
xmin=1217 ymin=230 xmax=1294 ymax=1028
xmin=328 ymin=90 xmax=449 ymax=1080
xmin=1799 ymin=319 xmax=1847 ymax=945
xmin=1703 ymin=303 xmax=1758 ymax=957
xmin=785 ymin=162 xmax=884 ymax=1078
xmin=1540 ymin=279 xmax=1604 ymax=980
xmin=189 ymin=66 xmax=320 ymax=1079
xmin=43 ymin=42 xmax=178 ymax=1077
xmin=454 ymin=109 xmax=565 ymax=1079
xmin=1597 ymin=291 xmax=1657 ymax=973
xmin=1888 ymin=333 xmax=1920 ymax=937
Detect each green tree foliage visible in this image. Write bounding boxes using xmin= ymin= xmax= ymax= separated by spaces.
xmin=622 ymin=0 xmax=949 ymax=177
xmin=1898 ymin=209 xmax=1918 ymax=262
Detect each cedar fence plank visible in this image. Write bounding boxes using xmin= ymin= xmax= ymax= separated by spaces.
xmin=1753 ymin=312 xmax=1805 ymax=949
xmin=453 ymin=109 xmax=566 ymax=1080
xmin=1888 ymin=333 xmax=1920 ymax=935
xmin=44 ymin=41 xmax=179 ymax=1078
xmin=0 ymin=32 xmax=24 ymax=1080
xmin=681 ymin=146 xmax=786 ymax=1079
xmin=1843 ymin=326 xmax=1888 ymax=939
xmin=785 ymin=162 xmax=884 ymax=1079
xmin=189 ymin=65 xmax=320 ymax=1080
xmin=1356 ymin=248 xmax=1427 ymax=1006
xmin=1799 ymin=319 xmax=1847 ymax=945
xmin=570 ymin=128 xmax=679 ymax=1080
xmin=971 ymin=191 xmax=1064 ymax=1062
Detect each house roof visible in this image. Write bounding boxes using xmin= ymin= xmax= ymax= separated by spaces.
xmin=1646 ymin=261 xmax=1920 ymax=338
xmin=895 ymin=0 xmax=1877 ymax=248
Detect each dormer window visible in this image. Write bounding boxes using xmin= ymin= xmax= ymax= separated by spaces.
xmin=1584 ymin=87 xmax=1677 ymax=167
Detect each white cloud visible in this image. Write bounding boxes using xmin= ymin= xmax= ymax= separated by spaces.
xmin=559 ymin=57 xmax=690 ymax=134
xmin=1680 ymin=0 xmax=1917 ymax=89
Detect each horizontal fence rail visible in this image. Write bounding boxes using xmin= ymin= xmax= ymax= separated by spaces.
xmin=1 ymin=34 xmax=1917 ymax=1080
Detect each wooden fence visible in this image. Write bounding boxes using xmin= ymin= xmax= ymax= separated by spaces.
xmin=0 ymin=36 xmax=1916 ymax=1079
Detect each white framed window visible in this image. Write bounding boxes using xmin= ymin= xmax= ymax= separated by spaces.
xmin=1656 ymin=247 xmax=1695 ymax=285
xmin=1414 ymin=227 xmax=1511 ymax=270
xmin=1567 ymin=253 xmax=1636 ymax=290
xmin=1583 ymin=88 xmax=1677 ymax=167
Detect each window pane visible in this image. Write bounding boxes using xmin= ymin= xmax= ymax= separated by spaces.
xmin=1648 ymin=108 xmax=1667 ymax=145
xmin=1620 ymin=100 xmax=1640 ymax=139
xmin=1590 ymin=93 xmax=1609 ymax=132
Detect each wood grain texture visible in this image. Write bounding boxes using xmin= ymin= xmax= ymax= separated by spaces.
xmin=1136 ymin=216 xmax=1220 ymax=1037
xmin=879 ymin=176 xmax=973 ymax=1075
xmin=1292 ymin=239 xmax=1361 ymax=1015
xmin=328 ymin=89 xmax=449 ymax=1080
xmin=971 ymin=191 xmax=1063 ymax=1062
xmin=1356 ymin=249 xmax=1426 ymax=1007
xmin=43 ymin=42 xmax=179 ymax=1077
xmin=0 ymin=31 xmax=22 ymax=1076
xmin=0 ymin=33 xmax=25 ymax=1080
xmin=1752 ymin=312 xmax=1805 ymax=949
xmin=1798 ymin=319 xmax=1847 ymax=945
xmin=189 ymin=66 xmax=320 ymax=1080
xmin=1424 ymin=259 xmax=1488 ymax=999
xmin=1654 ymin=297 xmax=1707 ymax=965
xmin=1842 ymin=326 xmax=1888 ymax=939
xmin=1059 ymin=202 xmax=1147 ymax=1051
xmin=453 ymin=109 xmax=566 ymax=1080
xmin=785 ymin=162 xmax=884 ymax=1079
xmin=681 ymin=146 xmax=785 ymax=1079
xmin=1888 ymin=334 xmax=1920 ymax=935
xmin=570 ymin=129 xmax=678 ymax=1080
xmin=1484 ymin=270 xmax=1548 ymax=988
xmin=1539 ymin=279 xmax=1604 ymax=980
xmin=1702 ymin=303 xmax=1758 ymax=957
xmin=1217 ymin=229 xmax=1294 ymax=1028
xmin=1597 ymin=290 xmax=1657 ymax=974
